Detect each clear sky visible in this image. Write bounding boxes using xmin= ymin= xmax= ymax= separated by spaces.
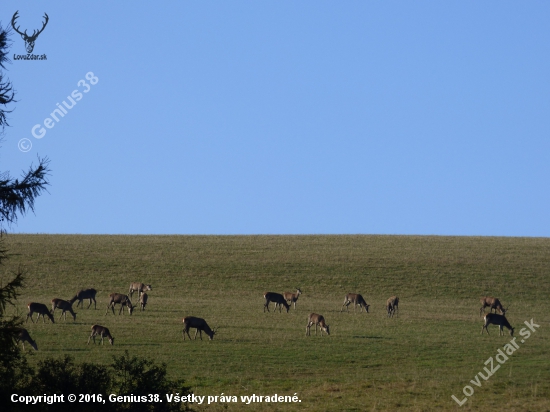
xmin=2 ymin=2 xmax=549 ymax=236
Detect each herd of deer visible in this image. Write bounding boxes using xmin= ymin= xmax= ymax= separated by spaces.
xmin=17 ymin=282 xmax=152 ymax=350
xmin=261 ymin=290 xmax=401 ymax=337
xmin=261 ymin=292 xmax=513 ymax=338
xmin=16 ymin=282 xmax=514 ymax=350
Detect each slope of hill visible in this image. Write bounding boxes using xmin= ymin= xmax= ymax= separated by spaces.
xmin=5 ymin=234 xmax=549 ymax=411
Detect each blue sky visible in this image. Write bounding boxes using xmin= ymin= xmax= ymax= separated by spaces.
xmin=2 ymin=2 xmax=549 ymax=236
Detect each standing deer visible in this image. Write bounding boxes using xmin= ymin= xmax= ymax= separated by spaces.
xmin=88 ymin=325 xmax=114 ymax=345
xmin=306 ymin=313 xmax=330 ymax=336
xmin=140 ymin=293 xmax=148 ymax=311
xmin=386 ymin=296 xmax=399 ymax=318
xmin=70 ymin=288 xmax=97 ymax=309
xmin=182 ymin=317 xmax=217 ymax=340
xmin=479 ymin=296 xmax=507 ymax=317
xmin=341 ymin=293 xmax=370 ymax=313
xmin=283 ymin=289 xmax=302 ymax=310
xmin=263 ymin=292 xmax=290 ymax=313
xmin=16 ymin=328 xmax=38 ymax=351
xmin=481 ymin=313 xmax=514 ymax=336
xmin=26 ymin=302 xmax=55 ymax=323
xmin=128 ymin=282 xmax=152 ymax=299
xmin=105 ymin=293 xmax=134 ymax=315
xmin=51 ymin=298 xmax=77 ymax=321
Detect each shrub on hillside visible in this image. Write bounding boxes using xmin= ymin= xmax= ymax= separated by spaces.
xmin=14 ymin=353 xmax=192 ymax=412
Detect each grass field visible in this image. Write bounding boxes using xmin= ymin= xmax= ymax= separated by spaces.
xmin=3 ymin=234 xmax=549 ymax=411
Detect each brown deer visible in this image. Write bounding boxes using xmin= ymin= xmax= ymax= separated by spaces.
xmin=140 ymin=293 xmax=148 ymax=311
xmin=182 ymin=317 xmax=217 ymax=340
xmin=306 ymin=313 xmax=330 ymax=336
xmin=26 ymin=302 xmax=55 ymax=323
xmin=283 ymin=288 xmax=302 ymax=310
xmin=105 ymin=293 xmax=134 ymax=315
xmin=479 ymin=296 xmax=507 ymax=317
xmin=51 ymin=298 xmax=77 ymax=321
xmin=87 ymin=325 xmax=114 ymax=345
xmin=70 ymin=288 xmax=97 ymax=309
xmin=16 ymin=328 xmax=38 ymax=351
xmin=341 ymin=293 xmax=370 ymax=313
xmin=481 ymin=313 xmax=514 ymax=336
xmin=263 ymin=292 xmax=290 ymax=313
xmin=128 ymin=282 xmax=152 ymax=299
xmin=386 ymin=296 xmax=399 ymax=318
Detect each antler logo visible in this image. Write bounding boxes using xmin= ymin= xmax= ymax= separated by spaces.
xmin=11 ymin=11 xmax=49 ymax=54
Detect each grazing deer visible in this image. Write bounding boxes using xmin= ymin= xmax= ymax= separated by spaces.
xmin=128 ymin=282 xmax=152 ymax=299
xmin=263 ymin=292 xmax=290 ymax=313
xmin=283 ymin=288 xmax=302 ymax=310
xmin=182 ymin=317 xmax=217 ymax=340
xmin=51 ymin=298 xmax=77 ymax=321
xmin=341 ymin=293 xmax=370 ymax=313
xmin=140 ymin=293 xmax=148 ymax=311
xmin=70 ymin=288 xmax=97 ymax=309
xmin=481 ymin=313 xmax=514 ymax=336
xmin=386 ymin=296 xmax=399 ymax=318
xmin=105 ymin=293 xmax=134 ymax=316
xmin=88 ymin=325 xmax=114 ymax=345
xmin=306 ymin=313 xmax=330 ymax=336
xmin=479 ymin=296 xmax=507 ymax=317
xmin=26 ymin=302 xmax=55 ymax=323
xmin=16 ymin=328 xmax=38 ymax=351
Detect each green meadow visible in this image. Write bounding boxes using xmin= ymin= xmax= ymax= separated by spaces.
xmin=3 ymin=234 xmax=549 ymax=411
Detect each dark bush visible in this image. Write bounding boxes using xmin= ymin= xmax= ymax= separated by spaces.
xmin=111 ymin=350 xmax=192 ymax=412
xmin=11 ymin=353 xmax=192 ymax=412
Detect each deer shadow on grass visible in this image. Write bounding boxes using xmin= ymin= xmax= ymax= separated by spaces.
xmin=117 ymin=343 xmax=161 ymax=347
xmin=352 ymin=336 xmax=387 ymax=339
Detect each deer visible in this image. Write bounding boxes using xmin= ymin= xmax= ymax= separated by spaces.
xmin=479 ymin=296 xmax=507 ymax=317
xmin=306 ymin=313 xmax=330 ymax=336
xmin=26 ymin=302 xmax=55 ymax=323
xmin=386 ymin=296 xmax=399 ymax=318
xmin=128 ymin=282 xmax=152 ymax=299
xmin=481 ymin=313 xmax=514 ymax=336
xmin=16 ymin=328 xmax=38 ymax=351
xmin=11 ymin=11 xmax=49 ymax=54
xmin=283 ymin=288 xmax=302 ymax=310
xmin=263 ymin=292 xmax=290 ymax=313
xmin=182 ymin=317 xmax=217 ymax=341
xmin=140 ymin=293 xmax=148 ymax=311
xmin=51 ymin=298 xmax=77 ymax=321
xmin=341 ymin=293 xmax=370 ymax=313
xmin=87 ymin=325 xmax=114 ymax=345
xmin=70 ymin=288 xmax=97 ymax=309
xmin=105 ymin=293 xmax=134 ymax=316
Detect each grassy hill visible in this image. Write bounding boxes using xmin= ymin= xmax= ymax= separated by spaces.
xmin=3 ymin=234 xmax=549 ymax=411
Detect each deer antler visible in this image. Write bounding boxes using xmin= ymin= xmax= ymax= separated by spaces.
xmin=30 ymin=13 xmax=49 ymax=40
xmin=11 ymin=11 xmax=27 ymax=37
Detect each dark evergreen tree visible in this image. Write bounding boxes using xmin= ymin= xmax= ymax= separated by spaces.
xmin=0 ymin=22 xmax=50 ymax=410
xmin=0 ymin=23 xmax=190 ymax=412
xmin=0 ymin=22 xmax=50 ymax=227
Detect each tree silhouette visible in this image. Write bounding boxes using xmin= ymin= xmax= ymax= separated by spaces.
xmin=0 ymin=23 xmax=189 ymax=412
xmin=0 ymin=23 xmax=14 ymax=129
xmin=0 ymin=22 xmax=50 ymax=408
xmin=0 ymin=21 xmax=50 ymax=228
